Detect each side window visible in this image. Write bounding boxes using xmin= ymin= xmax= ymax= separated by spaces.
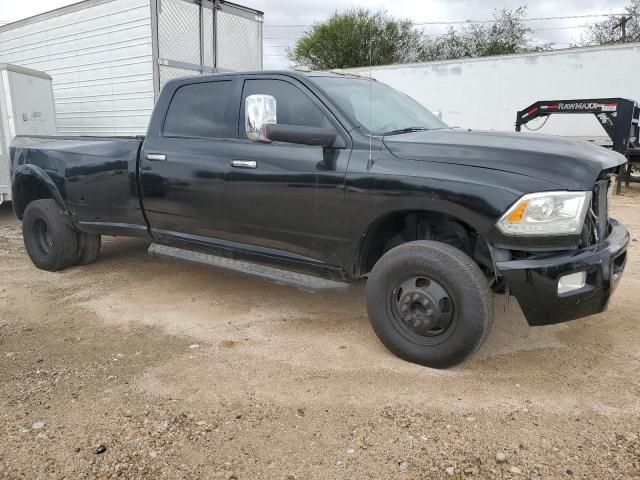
xmin=163 ymin=81 xmax=232 ymax=138
xmin=241 ymin=79 xmax=331 ymax=136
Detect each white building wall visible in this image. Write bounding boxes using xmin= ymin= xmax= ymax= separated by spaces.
xmin=0 ymin=0 xmax=154 ymax=136
xmin=349 ymin=43 xmax=640 ymax=143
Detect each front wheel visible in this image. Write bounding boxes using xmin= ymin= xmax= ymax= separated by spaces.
xmin=365 ymin=241 xmax=493 ymax=368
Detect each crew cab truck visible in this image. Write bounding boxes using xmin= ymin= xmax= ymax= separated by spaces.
xmin=10 ymin=71 xmax=630 ymax=368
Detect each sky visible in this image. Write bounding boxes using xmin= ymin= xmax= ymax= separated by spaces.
xmin=0 ymin=0 xmax=631 ymax=69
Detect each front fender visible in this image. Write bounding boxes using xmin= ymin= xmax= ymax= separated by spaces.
xmin=12 ymin=164 xmax=67 ymax=219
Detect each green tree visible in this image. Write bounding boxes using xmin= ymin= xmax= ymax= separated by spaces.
xmin=422 ymin=7 xmax=546 ymax=62
xmin=288 ymin=9 xmax=426 ymax=69
xmin=578 ymin=0 xmax=640 ymax=45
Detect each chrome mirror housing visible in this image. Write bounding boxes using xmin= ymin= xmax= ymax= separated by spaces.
xmin=245 ymin=94 xmax=277 ymax=142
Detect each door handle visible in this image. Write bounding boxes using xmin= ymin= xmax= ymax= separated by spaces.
xmin=146 ymin=153 xmax=167 ymax=162
xmin=231 ymin=160 xmax=257 ymax=169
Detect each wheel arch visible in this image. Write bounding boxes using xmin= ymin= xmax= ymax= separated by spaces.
xmin=12 ymin=165 xmax=67 ymax=220
xmin=352 ymin=208 xmax=494 ymax=278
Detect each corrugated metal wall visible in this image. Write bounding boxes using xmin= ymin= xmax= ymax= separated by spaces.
xmin=0 ymin=0 xmax=263 ymax=137
xmin=0 ymin=0 xmax=154 ymax=136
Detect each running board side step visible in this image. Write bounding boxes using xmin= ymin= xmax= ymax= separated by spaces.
xmin=148 ymin=243 xmax=350 ymax=293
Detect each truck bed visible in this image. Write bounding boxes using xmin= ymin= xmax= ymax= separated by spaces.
xmin=11 ymin=135 xmax=148 ymax=236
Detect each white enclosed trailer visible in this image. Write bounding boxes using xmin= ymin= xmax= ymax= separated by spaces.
xmin=0 ymin=64 xmax=57 ymax=204
xmin=0 ymin=0 xmax=263 ymax=136
xmin=348 ymin=43 xmax=640 ymax=144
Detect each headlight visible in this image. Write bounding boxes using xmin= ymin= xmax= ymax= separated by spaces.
xmin=497 ymin=191 xmax=591 ymax=236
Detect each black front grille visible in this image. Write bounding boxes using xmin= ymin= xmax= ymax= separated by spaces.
xmin=592 ymin=179 xmax=610 ymax=240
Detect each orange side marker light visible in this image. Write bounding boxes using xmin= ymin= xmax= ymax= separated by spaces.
xmin=508 ymin=201 xmax=528 ymax=223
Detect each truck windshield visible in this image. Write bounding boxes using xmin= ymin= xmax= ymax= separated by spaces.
xmin=311 ymin=76 xmax=448 ymax=135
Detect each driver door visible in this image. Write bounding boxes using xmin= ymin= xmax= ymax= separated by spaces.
xmin=222 ymin=76 xmax=351 ymax=267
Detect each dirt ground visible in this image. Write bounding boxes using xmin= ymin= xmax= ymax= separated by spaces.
xmin=1 ymin=189 xmax=639 ymax=480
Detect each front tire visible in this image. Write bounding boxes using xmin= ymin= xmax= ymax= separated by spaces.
xmin=22 ymin=199 xmax=78 ymax=272
xmin=365 ymin=241 xmax=493 ymax=368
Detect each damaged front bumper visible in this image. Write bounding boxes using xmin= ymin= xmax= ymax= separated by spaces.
xmin=496 ymin=219 xmax=629 ymax=326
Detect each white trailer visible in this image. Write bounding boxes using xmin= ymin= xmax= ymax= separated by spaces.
xmin=0 ymin=0 xmax=263 ymax=136
xmin=0 ymin=64 xmax=57 ymax=204
xmin=348 ymin=43 xmax=640 ymax=145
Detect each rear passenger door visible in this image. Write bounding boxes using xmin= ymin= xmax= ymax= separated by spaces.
xmin=140 ymin=78 xmax=239 ymax=244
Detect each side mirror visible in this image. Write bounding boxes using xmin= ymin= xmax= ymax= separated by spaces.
xmin=264 ymin=124 xmax=338 ymax=148
xmin=245 ymin=94 xmax=277 ymax=142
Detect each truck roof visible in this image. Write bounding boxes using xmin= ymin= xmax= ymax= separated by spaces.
xmin=165 ymin=70 xmax=370 ymax=86
xmin=192 ymin=70 xmax=362 ymax=77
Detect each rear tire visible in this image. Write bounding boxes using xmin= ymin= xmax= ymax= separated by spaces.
xmin=75 ymin=232 xmax=101 ymax=265
xmin=365 ymin=241 xmax=493 ymax=368
xmin=22 ymin=199 xmax=78 ymax=272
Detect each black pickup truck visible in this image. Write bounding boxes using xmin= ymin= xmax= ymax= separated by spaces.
xmin=10 ymin=71 xmax=629 ymax=368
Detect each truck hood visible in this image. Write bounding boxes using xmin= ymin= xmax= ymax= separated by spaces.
xmin=383 ymin=129 xmax=626 ymax=190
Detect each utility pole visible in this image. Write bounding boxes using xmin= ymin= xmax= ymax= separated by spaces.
xmin=613 ymin=16 xmax=633 ymax=42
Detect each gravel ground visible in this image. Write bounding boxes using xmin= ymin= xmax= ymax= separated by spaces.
xmin=1 ymin=188 xmax=639 ymax=480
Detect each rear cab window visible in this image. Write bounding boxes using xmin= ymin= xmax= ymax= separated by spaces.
xmin=163 ymin=81 xmax=234 ymax=139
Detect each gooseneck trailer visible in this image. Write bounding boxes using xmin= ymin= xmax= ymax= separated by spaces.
xmin=516 ymin=98 xmax=640 ymax=192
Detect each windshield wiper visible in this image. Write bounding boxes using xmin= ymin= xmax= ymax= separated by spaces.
xmin=382 ymin=127 xmax=429 ymax=136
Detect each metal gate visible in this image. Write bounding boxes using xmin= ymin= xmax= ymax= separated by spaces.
xmin=152 ymin=0 xmax=263 ymax=94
